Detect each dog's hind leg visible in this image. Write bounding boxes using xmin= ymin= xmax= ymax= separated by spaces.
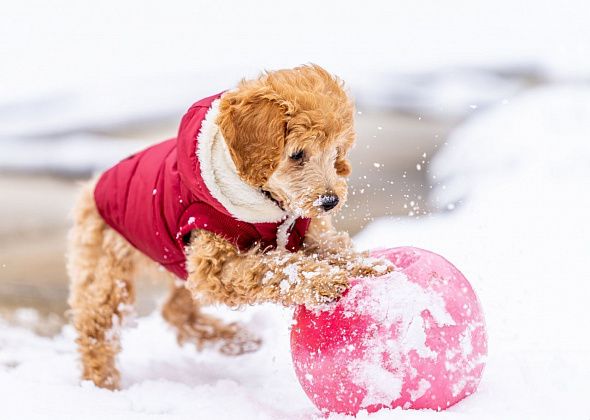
xmin=162 ymin=283 xmax=261 ymax=355
xmin=67 ymin=184 xmax=136 ymax=389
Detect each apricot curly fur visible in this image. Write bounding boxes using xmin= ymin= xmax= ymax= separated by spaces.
xmin=218 ymin=64 xmax=355 ymax=188
xmin=162 ymin=284 xmax=262 ymax=355
xmin=184 ymin=230 xmax=351 ymax=308
xmin=67 ymin=182 xmax=138 ymax=390
xmin=66 ymin=64 xmax=390 ymax=390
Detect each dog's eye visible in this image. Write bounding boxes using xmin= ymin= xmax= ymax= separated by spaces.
xmin=290 ymin=150 xmax=305 ymax=161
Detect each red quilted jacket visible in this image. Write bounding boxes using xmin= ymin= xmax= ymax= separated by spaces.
xmin=94 ymin=92 xmax=310 ymax=279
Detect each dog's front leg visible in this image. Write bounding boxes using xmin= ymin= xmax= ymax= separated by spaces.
xmin=185 ymin=230 xmax=349 ymax=307
xmin=303 ymin=216 xmax=393 ymax=277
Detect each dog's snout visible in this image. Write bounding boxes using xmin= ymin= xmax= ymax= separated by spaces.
xmin=319 ymin=194 xmax=339 ymax=211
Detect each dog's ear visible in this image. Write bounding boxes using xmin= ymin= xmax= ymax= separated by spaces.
xmin=218 ymin=90 xmax=287 ymax=187
xmin=335 ymin=131 xmax=354 ymax=177
xmin=335 ymin=152 xmax=352 ymax=176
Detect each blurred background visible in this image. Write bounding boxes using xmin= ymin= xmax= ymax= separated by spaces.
xmin=1 ymin=0 xmax=589 ymax=334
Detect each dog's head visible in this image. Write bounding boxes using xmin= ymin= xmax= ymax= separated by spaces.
xmin=217 ymin=64 xmax=354 ymax=218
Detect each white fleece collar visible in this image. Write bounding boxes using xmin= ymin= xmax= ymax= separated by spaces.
xmin=196 ymin=99 xmax=288 ymax=224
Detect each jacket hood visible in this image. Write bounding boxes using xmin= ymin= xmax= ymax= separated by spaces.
xmin=176 ymin=93 xmax=287 ymax=223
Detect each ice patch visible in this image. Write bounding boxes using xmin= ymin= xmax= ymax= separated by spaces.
xmin=373 ymin=264 xmax=390 ymax=274
xmin=282 ymin=264 xmax=299 ymax=284
xmin=351 ymin=358 xmax=403 ymax=407
xmin=279 ymin=280 xmax=290 ymax=294
xmin=261 ymin=271 xmax=274 ymax=285
xmin=302 ymin=271 xmax=319 ymax=280
xmin=404 ymin=316 xmax=436 ymax=360
xmin=460 ymin=328 xmax=473 ymax=357
xmin=409 ymin=379 xmax=431 ymax=402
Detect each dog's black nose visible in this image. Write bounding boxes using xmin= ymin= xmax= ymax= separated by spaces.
xmin=319 ymin=194 xmax=339 ymax=211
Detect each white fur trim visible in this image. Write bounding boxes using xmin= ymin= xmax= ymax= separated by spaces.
xmin=196 ymin=99 xmax=287 ymax=223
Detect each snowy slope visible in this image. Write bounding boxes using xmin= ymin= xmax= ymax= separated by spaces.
xmin=1 ymin=86 xmax=590 ymax=419
xmin=356 ymin=86 xmax=590 ymax=418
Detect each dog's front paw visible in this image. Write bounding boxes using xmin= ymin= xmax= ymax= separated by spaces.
xmin=303 ymin=268 xmax=349 ymax=306
xmin=272 ymin=258 xmax=350 ymax=307
xmin=319 ymin=250 xmax=394 ymax=278
xmin=345 ymin=252 xmax=395 ymax=278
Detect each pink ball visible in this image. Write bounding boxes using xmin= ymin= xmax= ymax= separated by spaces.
xmin=291 ymin=247 xmax=487 ymax=415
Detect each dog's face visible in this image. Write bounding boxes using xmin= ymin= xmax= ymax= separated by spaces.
xmin=217 ymin=64 xmax=355 ymax=219
xmin=264 ymin=133 xmax=351 ymax=218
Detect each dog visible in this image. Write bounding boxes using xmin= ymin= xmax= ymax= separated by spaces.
xmin=66 ymin=64 xmax=390 ymax=389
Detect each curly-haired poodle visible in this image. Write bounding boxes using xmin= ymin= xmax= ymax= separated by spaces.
xmin=66 ymin=64 xmax=389 ymax=389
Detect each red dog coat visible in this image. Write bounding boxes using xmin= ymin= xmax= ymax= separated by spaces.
xmin=94 ymin=92 xmax=310 ymax=279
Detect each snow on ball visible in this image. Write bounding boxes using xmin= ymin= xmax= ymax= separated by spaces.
xmin=290 ymin=247 xmax=487 ymax=415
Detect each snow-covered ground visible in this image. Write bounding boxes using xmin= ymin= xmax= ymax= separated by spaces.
xmin=1 ymin=86 xmax=588 ymax=419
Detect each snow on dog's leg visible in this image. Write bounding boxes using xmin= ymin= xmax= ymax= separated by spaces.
xmin=66 ymin=184 xmax=137 ymax=390
xmin=185 ymin=230 xmax=349 ymax=308
xmin=162 ymin=283 xmax=261 ymax=355
xmin=303 ymin=215 xmax=394 ymax=277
